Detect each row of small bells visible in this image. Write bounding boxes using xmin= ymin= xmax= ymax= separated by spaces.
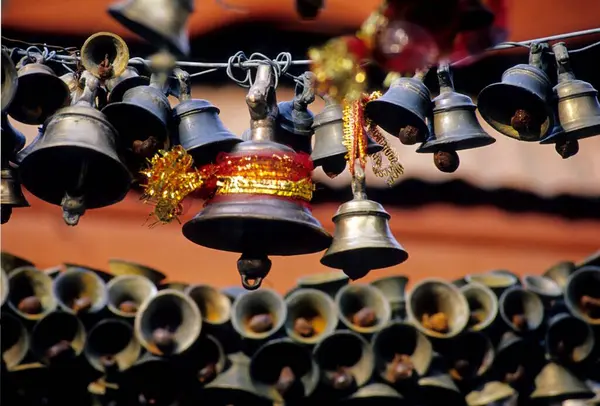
xmin=1 ymin=251 xmax=600 ymax=405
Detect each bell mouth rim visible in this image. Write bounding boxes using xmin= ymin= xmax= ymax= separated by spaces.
xmin=460 ymin=282 xmax=499 ymax=332
xmin=184 ymin=284 xmax=232 ymax=325
xmin=106 ymin=274 xmax=159 ymax=318
xmin=84 ymin=318 xmax=141 ymax=372
xmin=417 ymin=133 xmax=496 ymax=153
xmin=564 ymin=266 xmax=600 ymax=325
xmin=102 ymin=99 xmax=169 ymax=143
xmin=364 ymin=99 xmax=430 ymax=140
xmin=230 ymin=288 xmax=287 ymax=341
xmin=541 ymin=122 xmax=600 ymax=144
xmin=498 ymin=286 xmax=545 ymax=332
xmin=7 ymin=266 xmax=58 ymax=321
xmin=52 ymin=268 xmax=109 ymax=315
xmin=334 ymin=284 xmax=392 ymax=334
xmin=108 ymin=76 xmax=151 ymax=104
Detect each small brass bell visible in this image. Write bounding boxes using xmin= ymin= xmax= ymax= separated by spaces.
xmin=80 ymin=32 xmax=130 ymax=80
xmin=1 ymin=51 xmax=18 ymax=113
xmin=417 ymin=63 xmax=495 ymax=173
xmin=320 ymin=164 xmax=408 ymax=280
xmin=275 ymin=72 xmax=316 ymax=154
xmin=498 ymin=286 xmax=544 ymax=332
xmin=7 ymin=266 xmax=57 ymax=321
xmin=340 ymin=383 xmax=404 ymax=406
xmin=84 ymin=318 xmax=141 ymax=373
xmin=460 ymin=282 xmax=499 ymax=332
xmin=284 ymin=287 xmax=338 ymax=345
xmin=564 ymin=266 xmax=600 ymax=325
xmin=18 ymin=72 xmax=132 ymax=226
xmin=478 ymin=43 xmax=554 ymax=141
xmin=540 ymin=42 xmax=600 ymax=155
xmin=106 ymin=66 xmax=150 ymax=103
xmin=296 ymin=271 xmax=350 ymax=298
xmin=1 ymin=164 xmax=30 ymax=225
xmin=530 ymin=362 xmax=594 ymax=402
xmin=493 ymin=331 xmax=530 ymax=383
xmin=465 ymin=272 xmax=519 ymax=296
xmin=545 ymin=312 xmax=595 ymax=365
xmin=231 ymin=288 xmax=286 ymax=345
xmin=182 ymin=64 xmax=332 ymax=290
xmin=1 ymin=312 xmax=30 ymax=369
xmin=160 ymin=281 xmax=189 ymax=292
xmin=106 ymin=274 xmax=158 ymax=318
xmin=171 ymin=68 xmax=241 ymax=166
xmin=108 ymin=258 xmax=167 ymax=285
xmin=522 ymin=274 xmax=562 ymax=303
xmin=295 ymin=0 xmax=324 ymax=19
xmin=446 ymin=331 xmax=495 ymax=382
xmin=189 ymin=334 xmax=227 ymax=386
xmin=185 ymin=284 xmax=232 ymax=332
xmin=365 ymin=69 xmax=432 ymax=145
xmin=370 ymin=275 xmax=409 ymax=320
xmin=543 ymin=261 xmax=576 ymax=289
xmin=31 ymin=311 xmax=86 ymax=365
xmin=108 ymin=0 xmax=194 ymax=56
xmin=465 ymin=381 xmax=517 ymax=406
xmin=335 ymin=284 xmax=392 ymax=335
xmin=311 ymin=97 xmax=383 ymax=177
xmin=53 ymin=267 xmax=108 ymax=315
xmin=7 ymin=53 xmax=70 ymax=125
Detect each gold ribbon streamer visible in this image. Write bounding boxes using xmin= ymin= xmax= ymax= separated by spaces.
xmin=216 ymin=177 xmax=314 ymax=201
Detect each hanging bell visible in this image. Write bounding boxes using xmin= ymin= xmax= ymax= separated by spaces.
xmin=478 ymin=43 xmax=554 ymax=142
xmin=311 ymin=97 xmax=383 ymax=177
xmin=1 ymin=51 xmax=18 ymax=113
xmin=171 ymin=68 xmax=241 ymax=166
xmin=417 ymin=63 xmax=495 ymax=173
xmin=530 ymin=362 xmax=594 ymax=402
xmin=106 ymin=274 xmax=158 ymax=318
xmin=365 ymin=69 xmax=432 ymax=145
xmin=545 ymin=312 xmax=595 ymax=365
xmin=284 ymin=287 xmax=338 ymax=345
xmin=1 ymin=312 xmax=30 ymax=370
xmin=295 ymin=0 xmax=324 ymax=19
xmin=540 ymin=42 xmax=600 ymax=154
xmin=106 ymin=66 xmax=150 ymax=103
xmin=18 ymin=72 xmax=132 ymax=226
xmin=460 ymin=282 xmax=499 ymax=332
xmin=370 ymin=275 xmax=409 ymax=320
xmin=84 ymin=318 xmax=141 ymax=373
xmin=275 ymin=72 xmax=316 ymax=154
xmin=31 ymin=311 xmax=86 ymax=365
xmin=182 ymin=64 xmax=332 ymax=290
xmin=335 ymin=283 xmax=392 ymax=335
xmin=1 ymin=164 xmax=30 ymax=225
xmin=7 ymin=53 xmax=70 ymax=125
xmin=80 ymin=32 xmax=130 ymax=80
xmin=320 ymin=164 xmax=407 ymax=280
xmin=564 ymin=266 xmax=600 ymax=325
xmin=498 ymin=286 xmax=544 ymax=333
xmin=7 ymin=266 xmax=57 ymax=321
xmin=108 ymin=0 xmax=194 ymax=57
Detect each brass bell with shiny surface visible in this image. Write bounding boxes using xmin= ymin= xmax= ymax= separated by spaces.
xmin=465 ymin=272 xmax=519 ymax=296
xmin=1 ymin=51 xmax=18 ymax=113
xmin=249 ymin=338 xmax=319 ymax=402
xmin=53 ymin=267 xmax=109 ymax=315
xmin=465 ymin=381 xmax=517 ymax=406
xmin=18 ymin=72 xmax=132 ymax=226
xmin=182 ymin=65 xmax=331 ymax=290
xmin=522 ymin=274 xmax=562 ymax=302
xmin=320 ymin=164 xmax=408 ymax=280
xmin=80 ymin=32 xmax=130 ymax=80
xmin=84 ymin=318 xmax=141 ymax=373
xmin=543 ymin=261 xmax=576 ymax=290
xmin=545 ymin=312 xmax=595 ymax=365
xmin=185 ymin=284 xmax=232 ymax=332
xmin=284 ymin=288 xmax=337 ymax=345
xmin=540 ymin=42 xmax=600 ymax=150
xmin=1 ymin=164 xmax=30 ymax=225
xmin=134 ymin=289 xmax=202 ymax=356
xmin=370 ymin=275 xmax=409 ymax=320
xmin=108 ymin=258 xmax=166 ymax=285
xmin=108 ymin=0 xmax=194 ymax=56
xmin=564 ymin=266 xmax=600 ymax=325
xmin=365 ymin=69 xmax=432 ymax=145
xmin=106 ymin=66 xmax=150 ymax=103
xmin=7 ymin=266 xmax=57 ymax=321
xmin=171 ymin=69 xmax=241 ymax=166
xmin=498 ymin=286 xmax=544 ymax=332
xmin=7 ymin=53 xmax=70 ymax=125
xmin=335 ymin=283 xmax=392 ymax=335
xmin=1 ymin=312 xmax=30 ymax=369
xmin=106 ymin=274 xmax=158 ymax=318
xmin=417 ymin=63 xmax=495 ymax=173
xmin=530 ymin=362 xmax=594 ymax=402
xmin=461 ymin=282 xmax=499 ymax=332
xmin=311 ymin=96 xmax=382 ymax=177
xmin=478 ymin=43 xmax=554 ymax=141
xmin=31 ymin=311 xmax=86 ymax=365
xmin=339 ymin=382 xmax=405 ymax=406
xmin=231 ymin=288 xmax=286 ymax=345
xmin=406 ymin=278 xmax=470 ymax=339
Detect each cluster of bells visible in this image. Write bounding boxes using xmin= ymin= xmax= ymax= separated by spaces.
xmin=1 ymin=250 xmax=600 ymax=406
xmin=366 ymin=41 xmax=600 ymax=172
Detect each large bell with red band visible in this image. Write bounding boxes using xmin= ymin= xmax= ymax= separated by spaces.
xmin=182 ymin=65 xmax=332 ymax=290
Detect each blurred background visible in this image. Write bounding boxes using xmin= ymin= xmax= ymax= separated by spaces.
xmin=2 ymin=0 xmax=600 ymax=291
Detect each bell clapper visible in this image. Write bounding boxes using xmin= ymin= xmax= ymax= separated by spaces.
xmin=247 ymin=313 xmax=274 ymax=333
xmin=237 ymin=253 xmax=272 ymax=290
xmin=118 ymin=300 xmax=139 ymax=314
xmin=17 ymin=295 xmax=43 ymax=314
xmin=327 ymin=366 xmax=355 ymax=390
xmin=385 ymin=353 xmax=414 ymax=382
xmin=197 ymin=362 xmax=217 ymax=384
xmin=152 ymin=327 xmax=176 ymax=354
xmin=351 ymin=307 xmax=377 ymax=328
xmin=433 ymin=150 xmax=460 ymax=173
xmin=422 ymin=312 xmax=449 ymax=333
xmin=61 ymin=160 xmax=89 ymax=227
xmin=580 ymin=295 xmax=600 ymax=319
xmin=275 ymin=366 xmax=296 ymax=396
xmin=293 ymin=317 xmax=315 ymax=337
xmin=72 ymin=295 xmax=93 ymax=313
xmin=555 ymin=138 xmax=579 ymax=159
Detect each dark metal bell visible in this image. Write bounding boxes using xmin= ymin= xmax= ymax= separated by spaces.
xmin=498 ymin=286 xmax=544 ymax=332
xmin=335 ymin=283 xmax=392 ymax=335
xmin=311 ymin=97 xmax=383 ymax=177
xmin=1 ymin=165 xmax=30 ymax=224
xmin=19 ymin=73 xmax=131 ymax=226
xmin=577 ymin=250 xmax=600 ymax=268
xmin=417 ymin=63 xmax=495 ymax=172
xmin=529 ymin=362 xmax=594 ymax=402
xmin=417 ymin=354 xmax=462 ymax=404
xmin=460 ymin=282 xmax=498 ymax=332
xmin=540 ymin=42 xmax=600 ymax=145
xmin=249 ymin=338 xmax=319 ymax=402
xmin=406 ymin=278 xmax=470 ymax=339
xmin=1 ymin=312 xmax=30 ymax=370
xmin=320 ymin=165 xmax=407 ymax=280
xmin=340 ymin=383 xmax=404 ymax=406
xmin=106 ymin=274 xmax=158 ymax=318
xmin=1 ymin=51 xmax=18 ymax=114
xmin=171 ymin=69 xmax=241 ymax=166
xmin=108 ymin=0 xmax=194 ymax=57
xmin=284 ymin=287 xmax=337 ymax=345
xmin=108 ymin=258 xmax=167 ymax=285
xmin=370 ymin=275 xmax=409 ymax=320
xmin=365 ymin=70 xmax=432 ymax=145
xmin=84 ymin=318 xmax=141 ymax=373
xmin=7 ymin=58 xmax=70 ymax=125
xmin=478 ymin=43 xmax=554 ymax=141
xmin=545 ymin=312 xmax=595 ymax=365
xmin=31 ymin=311 xmax=86 ymax=365
xmin=446 ymin=331 xmax=495 ymax=382
xmin=7 ymin=266 xmax=56 ymax=321
xmin=564 ymin=266 xmax=600 ymax=325
xmin=106 ymin=66 xmax=150 ymax=103
xmin=53 ymin=267 xmax=108 ymax=315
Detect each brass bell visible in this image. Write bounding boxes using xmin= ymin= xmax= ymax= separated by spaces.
xmin=18 ymin=73 xmax=132 ymax=226
xmin=108 ymin=0 xmax=194 ymax=56
xmin=320 ymin=164 xmax=408 ymax=280
xmin=295 ymin=0 xmax=324 ymax=19
xmin=106 ymin=274 xmax=158 ymax=318
xmin=417 ymin=63 xmax=495 ymax=173
xmin=108 ymin=258 xmax=166 ymax=285
xmin=1 ymin=251 xmax=34 ymax=274
xmin=284 ymin=287 xmax=337 ymax=345
xmin=7 ymin=266 xmax=57 ymax=321
xmin=80 ymin=32 xmax=130 ymax=80
xmin=446 ymin=331 xmax=495 ymax=382
xmin=466 ymin=381 xmax=517 ymax=406
xmin=182 ymin=65 xmax=332 ymax=290
xmin=522 ymin=274 xmax=562 ymax=303
xmin=134 ymin=289 xmax=202 ymax=356
xmin=313 ymin=330 xmax=375 ymax=392
xmin=417 ymin=354 xmax=463 ymax=404
xmin=188 ymin=334 xmax=227 ymax=386
xmin=275 ymin=72 xmax=316 ymax=154
xmin=494 ymin=331 xmax=528 ymax=371
xmin=540 ymin=42 xmax=600 ymax=153
xmin=365 ymin=69 xmax=432 ymax=145
xmin=53 ymin=267 xmax=108 ymax=315
xmin=406 ymin=278 xmax=470 ymax=339
xmin=7 ymin=53 xmax=70 ymax=125
xmin=231 ymin=288 xmax=286 ymax=345
xmin=564 ymin=266 xmax=600 ymax=325
xmin=498 ymin=286 xmax=544 ymax=333
xmin=543 ymin=261 xmax=576 ymax=290
xmin=545 ymin=312 xmax=595 ymax=365
xmin=296 ymin=271 xmax=350 ymax=297
xmin=171 ymin=68 xmax=241 ymax=166
xmin=84 ymin=318 xmax=141 ymax=373
xmin=371 ymin=322 xmax=433 ymax=385
xmin=311 ymin=96 xmax=383 ymax=177
xmin=1 ymin=312 xmax=30 ymax=369
xmin=249 ymin=338 xmax=319 ymax=402
xmin=185 ymin=284 xmax=232 ymax=333
xmin=31 ymin=311 xmax=86 ymax=365
xmin=106 ymin=66 xmax=150 ymax=103
xmin=478 ymin=43 xmax=554 ymax=142
xmin=465 ymin=272 xmax=519 ymax=296
xmin=1 ymin=164 xmax=30 ymax=225
xmin=370 ymin=275 xmax=409 ymax=320
xmin=203 ymin=352 xmax=273 ymax=405
xmin=1 ymin=51 xmax=18 ymax=113
xmin=0 ymin=267 xmax=8 ymax=306
xmin=335 ymin=283 xmax=392 ymax=335
xmin=461 ymin=282 xmax=499 ymax=332
xmin=530 ymin=362 xmax=594 ymax=402
xmin=339 ymin=383 xmax=404 ymax=406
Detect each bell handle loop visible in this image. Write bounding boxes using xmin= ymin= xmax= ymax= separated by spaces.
xmin=240 ymin=275 xmax=263 ymax=291
xmin=528 ymin=42 xmax=550 ymax=71
xmin=74 ymin=71 xmax=100 ymax=108
xmin=172 ymin=68 xmax=192 ymax=101
xmin=246 ymin=64 xmax=278 ymax=142
xmin=293 ymin=72 xmax=317 ymax=111
xmin=436 ymin=62 xmax=454 ymax=94
xmin=351 ymin=160 xmax=368 ymax=200
xmin=552 ymin=42 xmax=576 ymax=82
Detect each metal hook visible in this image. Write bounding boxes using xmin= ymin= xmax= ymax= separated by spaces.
xmin=293 ymin=71 xmax=316 ymax=111
xmin=172 ymin=67 xmax=192 ymax=101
